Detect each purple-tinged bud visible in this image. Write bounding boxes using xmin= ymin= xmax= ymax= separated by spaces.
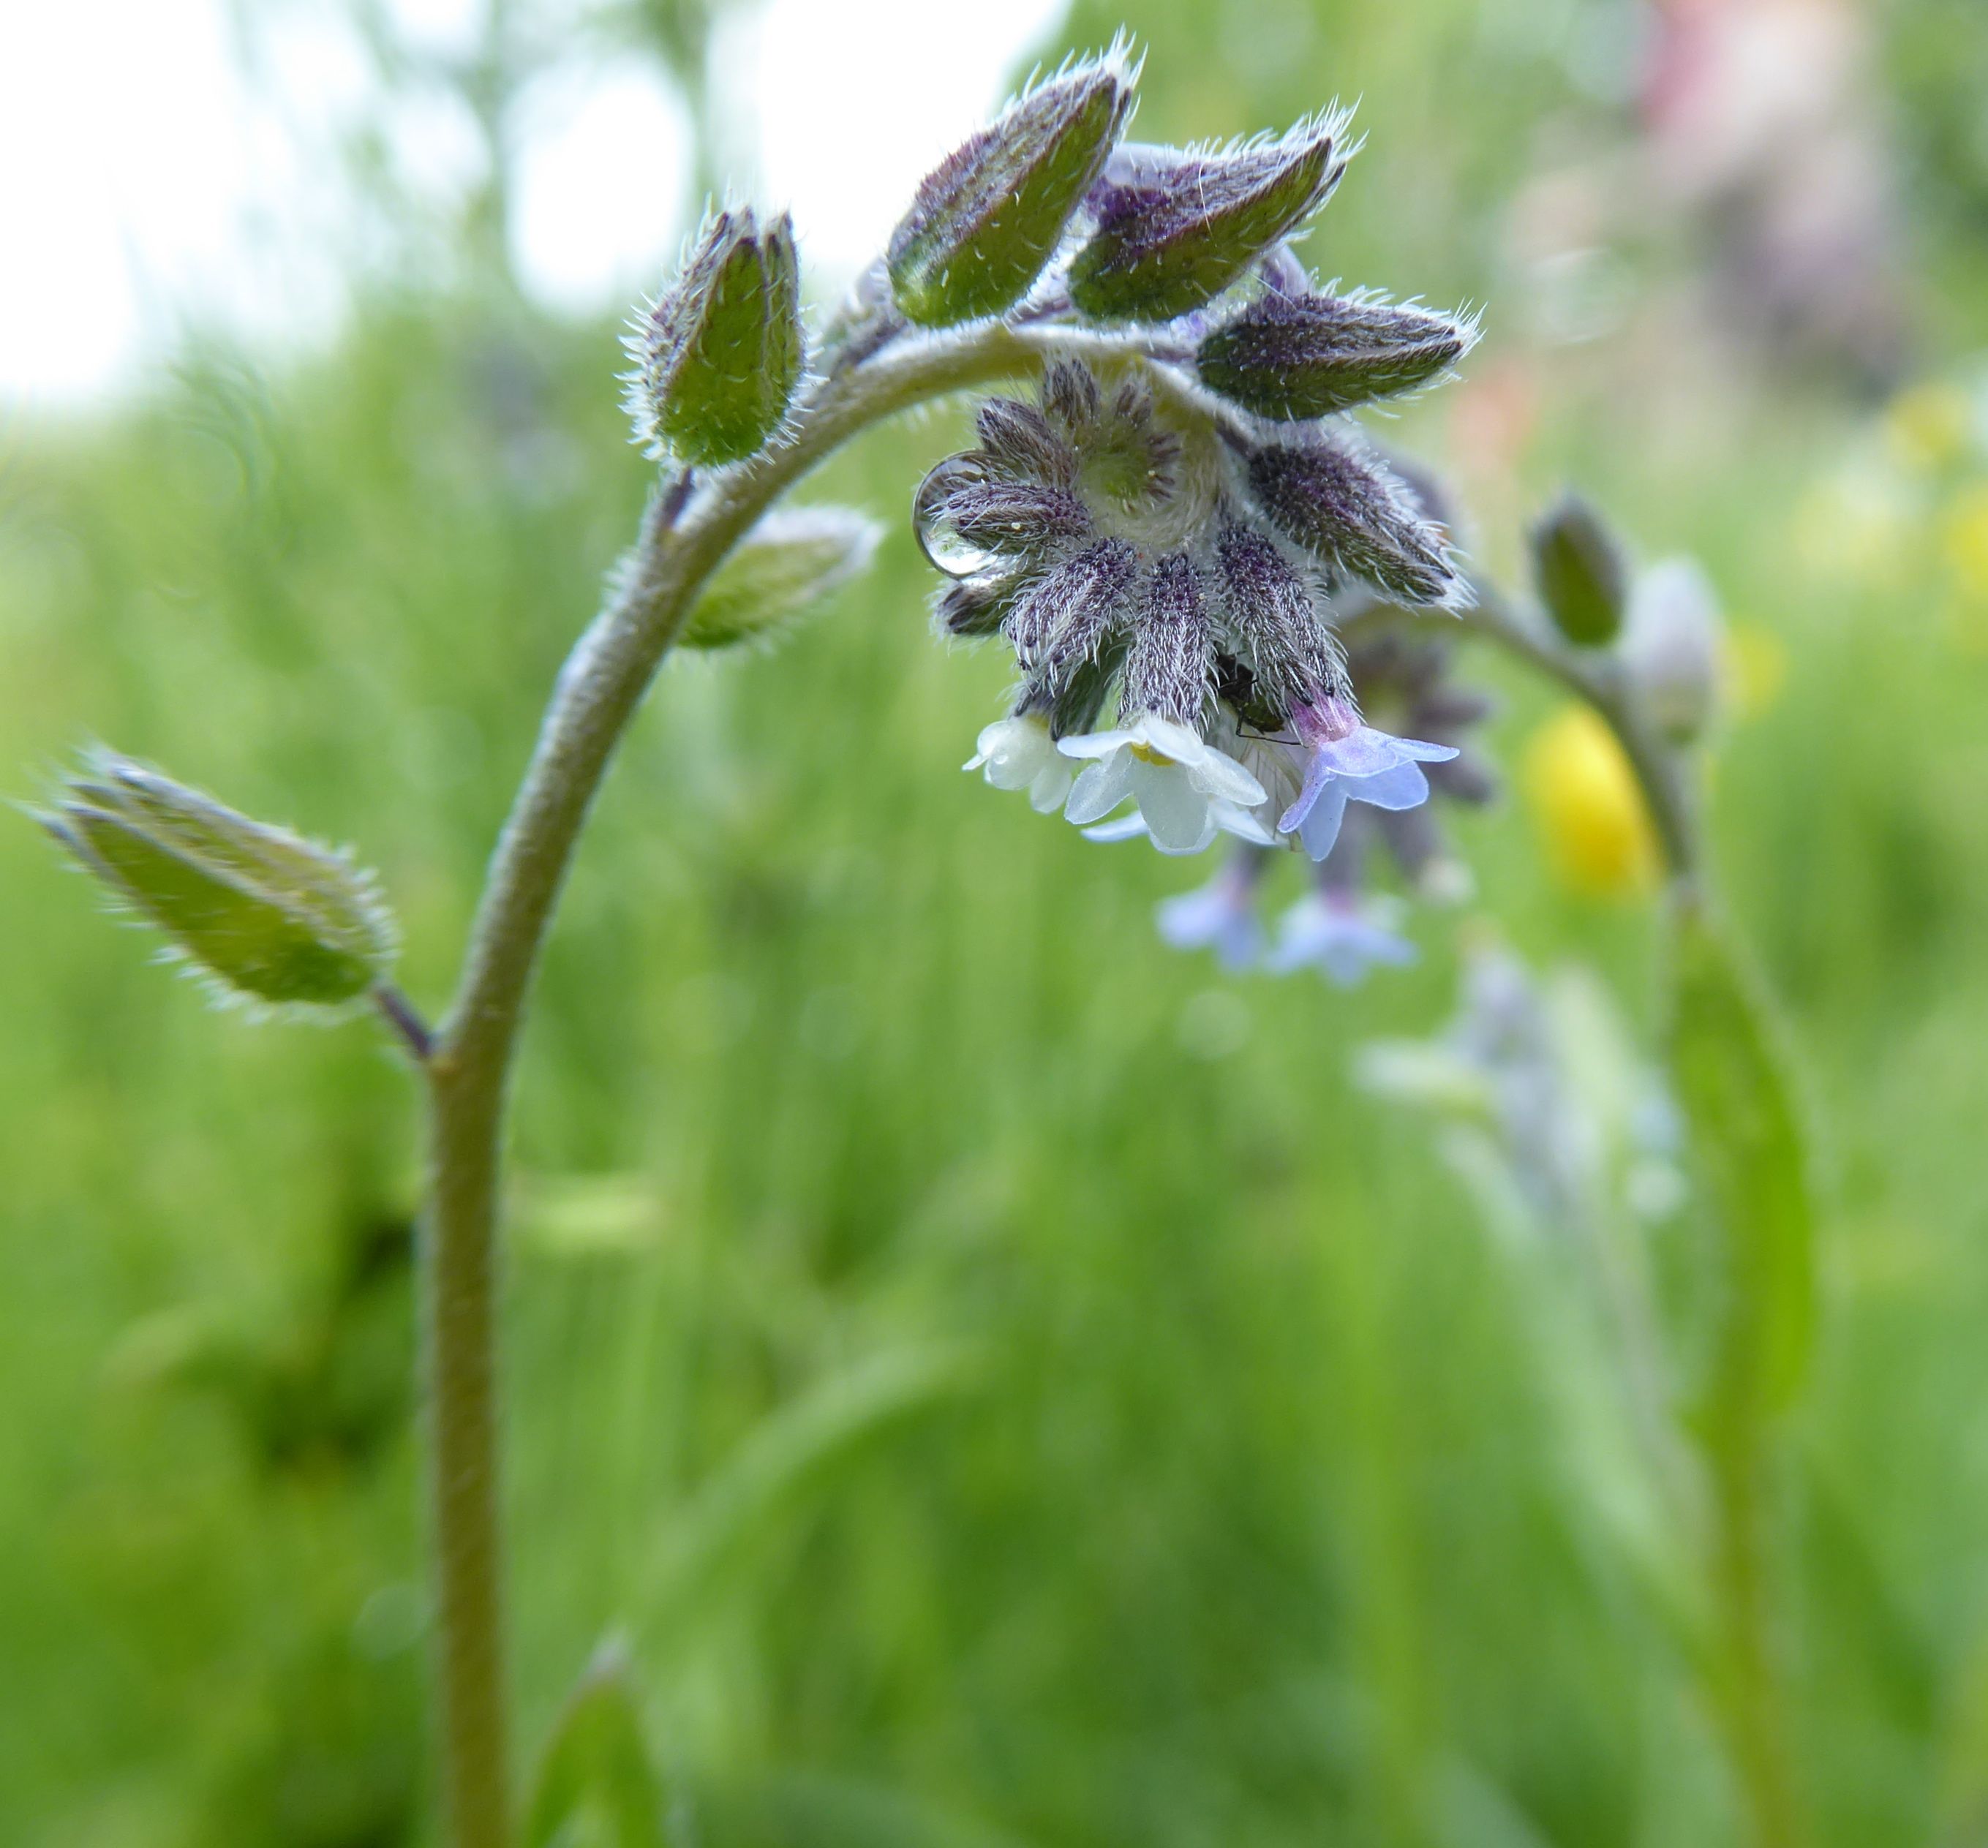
xmin=1121 ymin=553 xmax=1216 ymax=725
xmin=912 ymin=453 xmax=1091 ymax=576
xmin=1069 ymin=113 xmax=1351 ymax=323
xmin=39 ymin=752 xmax=396 ymax=1014
xmin=1197 ymin=292 xmax=1475 ymax=419
xmin=1530 ymin=493 xmax=1628 ymax=647
xmin=1254 ymin=243 xmax=1314 ymax=297
xmin=934 ymin=572 xmax=1021 ymax=640
xmin=626 ymin=207 xmax=802 ymax=466
xmin=1244 ymin=434 xmax=1463 ymax=609
xmin=974 ymin=396 xmax=1078 ymax=489
xmin=1214 ymin=521 xmax=1348 ymax=716
xmin=1009 ymin=538 xmax=1140 ymax=703
xmin=886 ymin=48 xmax=1136 ymax=328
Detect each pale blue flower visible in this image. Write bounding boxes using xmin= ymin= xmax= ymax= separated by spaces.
xmin=1156 ymin=859 xmax=1266 ymax=969
xmin=1268 ymin=890 xmax=1417 ymax=986
xmin=1276 ymin=695 xmax=1458 ymax=862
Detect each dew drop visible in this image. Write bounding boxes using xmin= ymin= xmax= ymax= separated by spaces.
xmin=914 ymin=453 xmax=1001 ymax=577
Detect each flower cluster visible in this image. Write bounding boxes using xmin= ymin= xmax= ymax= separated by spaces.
xmin=1153 ymin=633 xmax=1497 ymax=984
xmin=869 ymin=48 xmax=1477 ymax=878
xmin=934 ymin=354 xmax=1475 ymax=861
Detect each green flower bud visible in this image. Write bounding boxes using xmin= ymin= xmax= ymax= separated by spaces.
xmin=39 ymin=753 xmax=396 ymax=1014
xmin=886 ymin=46 xmax=1136 ymax=328
xmin=1530 ymin=494 xmax=1628 ymax=647
xmin=1069 ymin=112 xmax=1350 ymax=324
xmin=1196 ymin=291 xmax=1476 ymax=419
xmin=625 ymin=207 xmax=802 ymax=466
xmin=679 ymin=506 xmax=882 ymax=649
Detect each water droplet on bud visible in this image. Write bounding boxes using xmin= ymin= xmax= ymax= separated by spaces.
xmin=913 ymin=455 xmax=1003 ymax=576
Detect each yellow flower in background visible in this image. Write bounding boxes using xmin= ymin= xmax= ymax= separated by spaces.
xmin=1723 ymin=622 xmax=1788 ymax=719
xmin=1884 ymin=381 xmax=1973 ymax=475
xmin=1786 ymin=464 xmax=1919 ymax=590
xmin=1943 ymin=481 xmax=1988 ymax=656
xmin=1523 ymin=705 xmax=1659 ymax=900
xmin=1943 ymin=482 xmax=1988 ymax=597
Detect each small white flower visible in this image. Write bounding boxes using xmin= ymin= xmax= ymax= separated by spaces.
xmin=965 ymin=715 xmax=1074 ymax=813
xmin=1057 ymin=714 xmax=1269 ymax=855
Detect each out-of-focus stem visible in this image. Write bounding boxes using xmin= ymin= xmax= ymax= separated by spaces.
xmin=1341 ymin=584 xmax=1700 ymax=888
xmin=414 ymin=314 xmax=1166 ymax=1848
xmin=1379 ymin=583 xmax=1807 ymax=1847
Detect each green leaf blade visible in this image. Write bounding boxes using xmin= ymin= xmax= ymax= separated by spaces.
xmin=1668 ymin=904 xmax=1817 ymax=1426
xmin=524 ymin=1641 xmax=669 ymax=1848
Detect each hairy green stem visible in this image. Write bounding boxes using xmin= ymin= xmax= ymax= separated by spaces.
xmin=415 ymin=315 xmax=1145 ymax=1848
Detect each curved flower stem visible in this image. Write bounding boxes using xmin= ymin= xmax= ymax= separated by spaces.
xmin=1464 ymin=584 xmax=1700 ymax=891
xmin=1342 ymin=582 xmax=1700 ymax=889
xmin=415 ymin=314 xmax=1159 ymax=1848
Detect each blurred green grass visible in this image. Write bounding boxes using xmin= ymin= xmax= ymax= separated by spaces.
xmin=6 ymin=1 xmax=1988 ymax=1844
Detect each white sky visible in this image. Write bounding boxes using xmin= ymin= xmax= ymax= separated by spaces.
xmin=0 ymin=0 xmax=1069 ymax=410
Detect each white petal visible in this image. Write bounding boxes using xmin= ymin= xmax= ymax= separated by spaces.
xmin=1058 ymin=727 xmax=1137 ymax=762
xmin=1135 ymin=714 xmax=1205 ymax=764
xmin=1211 ymin=800 xmax=1278 ymax=846
xmin=1065 ymin=753 xmax=1136 ymax=825
xmin=1028 ymin=761 xmax=1074 ymax=812
xmin=1133 ymin=761 xmax=1217 ymax=853
xmin=1082 ymin=814 xmax=1149 ymax=842
xmin=1186 ymin=745 xmax=1268 ymax=808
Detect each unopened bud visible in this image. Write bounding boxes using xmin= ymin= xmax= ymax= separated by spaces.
xmin=934 ymin=571 xmax=1022 ymax=640
xmin=625 ymin=207 xmax=802 ymax=466
xmin=1244 ymin=435 xmax=1463 ymax=608
xmin=1214 ymin=521 xmax=1344 ymax=714
xmin=913 ymin=453 xmax=1089 ymax=577
xmin=1121 ymin=552 xmax=1216 ymax=725
xmin=39 ymin=753 xmax=396 ymax=1013
xmin=887 ymin=48 xmax=1135 ymax=328
xmin=1197 ymin=292 xmax=1474 ymax=419
xmin=1530 ymin=494 xmax=1628 ymax=647
xmin=1622 ymin=558 xmax=1723 ymax=742
xmin=682 ymin=507 xmax=882 ymax=649
xmin=1069 ymin=113 xmax=1350 ymax=323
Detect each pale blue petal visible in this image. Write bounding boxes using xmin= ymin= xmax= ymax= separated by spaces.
xmin=1294 ymin=782 xmax=1350 ymax=861
xmin=1348 ymin=760 xmax=1431 ymax=812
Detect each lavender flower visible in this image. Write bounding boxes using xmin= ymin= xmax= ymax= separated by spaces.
xmin=1268 ymin=889 xmax=1418 ymax=986
xmin=1156 ymin=854 xmax=1270 ymax=968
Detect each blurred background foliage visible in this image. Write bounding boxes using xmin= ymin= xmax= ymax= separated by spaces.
xmin=4 ymin=0 xmax=1988 ymax=1843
